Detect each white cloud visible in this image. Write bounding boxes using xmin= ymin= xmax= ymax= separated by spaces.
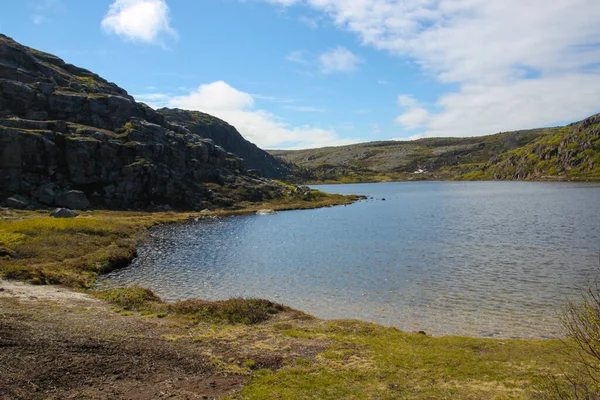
xmin=287 ymin=47 xmax=363 ymax=75
xmin=32 ymin=15 xmax=48 ymax=25
xmin=422 ymin=74 xmax=600 ymax=138
xmin=149 ymin=81 xmax=360 ymax=149
xmin=299 ymin=16 xmax=319 ymax=29
xmin=395 ymin=94 xmax=429 ymax=130
xmin=286 ymin=50 xmax=310 ymax=65
xmin=265 ymin=0 xmax=600 ymax=137
xmin=319 ymin=46 xmax=362 ymax=74
xmin=133 ymin=93 xmax=171 ymax=108
xmin=101 ymin=0 xmax=177 ymax=45
xmin=371 ymin=124 xmax=381 ymax=135
xmin=30 ymin=0 xmax=64 ymax=25
xmin=395 ymin=108 xmax=429 ymax=131
xmin=169 ymin=81 xmax=254 ymax=110
xmin=397 ymin=94 xmax=418 ymax=108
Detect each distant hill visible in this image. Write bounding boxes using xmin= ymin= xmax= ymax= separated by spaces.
xmin=0 ymin=34 xmax=290 ymax=210
xmin=271 ymin=116 xmax=600 ymax=183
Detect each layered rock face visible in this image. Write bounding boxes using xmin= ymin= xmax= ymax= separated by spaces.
xmin=158 ymin=108 xmax=288 ymax=179
xmin=0 ymin=34 xmax=284 ymax=209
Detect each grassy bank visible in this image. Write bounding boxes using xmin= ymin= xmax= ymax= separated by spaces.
xmin=0 ymin=190 xmax=359 ymax=288
xmin=90 ymin=286 xmax=570 ymax=399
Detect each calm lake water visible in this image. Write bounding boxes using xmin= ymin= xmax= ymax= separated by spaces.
xmin=100 ymin=182 xmax=600 ymax=338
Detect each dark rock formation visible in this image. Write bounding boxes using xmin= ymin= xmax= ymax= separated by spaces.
xmin=2 ymin=195 xmax=27 ymax=209
xmin=0 ymin=34 xmax=287 ymax=210
xmin=158 ymin=108 xmax=288 ymax=179
xmin=55 ymin=190 xmax=90 ymax=210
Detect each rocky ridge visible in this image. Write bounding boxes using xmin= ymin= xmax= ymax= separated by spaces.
xmin=270 ymin=127 xmax=557 ymax=183
xmin=0 ymin=34 xmax=287 ymax=210
xmin=158 ymin=108 xmax=288 ymax=179
xmin=482 ymin=114 xmax=600 ymax=180
xmin=271 ymin=115 xmax=600 ymax=183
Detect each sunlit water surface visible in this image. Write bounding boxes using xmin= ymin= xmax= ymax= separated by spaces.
xmin=100 ymin=182 xmax=600 ymax=338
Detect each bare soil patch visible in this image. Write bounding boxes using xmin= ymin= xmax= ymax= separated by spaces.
xmin=0 ymin=280 xmax=327 ymax=399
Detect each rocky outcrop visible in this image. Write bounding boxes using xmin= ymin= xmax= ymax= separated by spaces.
xmin=487 ymin=114 xmax=600 ymax=180
xmin=0 ymin=34 xmax=288 ymax=210
xmin=158 ymin=108 xmax=289 ymax=179
xmin=2 ymin=195 xmax=27 ymax=209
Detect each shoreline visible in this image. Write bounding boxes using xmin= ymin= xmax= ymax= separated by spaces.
xmin=0 ymin=191 xmax=361 ymax=288
xmin=302 ymin=176 xmax=600 ymax=185
xmin=0 ymin=276 xmax=571 ymax=399
xmin=0 ymin=195 xmax=579 ymax=398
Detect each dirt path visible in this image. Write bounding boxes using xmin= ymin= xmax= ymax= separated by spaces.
xmin=0 ymin=280 xmax=247 ymax=399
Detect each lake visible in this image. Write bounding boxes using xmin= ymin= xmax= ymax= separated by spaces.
xmin=100 ymin=181 xmax=600 ymax=338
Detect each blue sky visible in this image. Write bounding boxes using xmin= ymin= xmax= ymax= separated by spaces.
xmin=1 ymin=0 xmax=599 ymax=149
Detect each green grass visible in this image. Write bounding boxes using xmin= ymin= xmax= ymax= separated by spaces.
xmin=0 ymin=211 xmax=163 ymax=286
xmin=232 ymin=320 xmax=568 ymax=399
xmin=170 ymin=298 xmax=288 ymax=324
xmin=91 ymin=287 xmax=573 ymax=399
xmin=96 ymin=286 xmax=163 ymax=310
xmin=97 ymin=286 xmax=289 ymax=325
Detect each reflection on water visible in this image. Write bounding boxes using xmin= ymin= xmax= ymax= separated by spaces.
xmin=100 ymin=181 xmax=600 ymax=338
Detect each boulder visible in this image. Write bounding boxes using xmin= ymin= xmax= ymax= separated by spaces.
xmin=153 ymin=204 xmax=172 ymax=212
xmin=32 ymin=183 xmax=59 ymax=205
xmin=2 ymin=195 xmax=27 ymax=209
xmin=56 ymin=190 xmax=90 ymax=210
xmin=50 ymin=208 xmax=78 ymax=218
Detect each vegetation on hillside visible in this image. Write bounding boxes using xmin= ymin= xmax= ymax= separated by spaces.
xmin=271 ymin=114 xmax=600 ymax=183
xmin=474 ymin=114 xmax=600 ymax=181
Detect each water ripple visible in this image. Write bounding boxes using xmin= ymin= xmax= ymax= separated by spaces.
xmin=100 ymin=181 xmax=600 ymax=339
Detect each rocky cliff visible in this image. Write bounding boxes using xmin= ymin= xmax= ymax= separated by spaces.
xmin=0 ymin=34 xmax=287 ymax=210
xmin=158 ymin=108 xmax=288 ymax=179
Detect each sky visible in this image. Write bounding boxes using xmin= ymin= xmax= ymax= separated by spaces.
xmin=1 ymin=0 xmax=599 ymax=150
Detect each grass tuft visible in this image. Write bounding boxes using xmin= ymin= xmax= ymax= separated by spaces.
xmin=96 ymin=286 xmax=163 ymax=311
xmin=171 ymin=298 xmax=287 ymax=324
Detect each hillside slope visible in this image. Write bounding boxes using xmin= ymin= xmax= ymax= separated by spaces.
xmin=158 ymin=108 xmax=288 ymax=179
xmin=476 ymin=114 xmax=600 ymax=181
xmin=0 ymin=34 xmax=289 ymax=210
xmin=272 ymin=115 xmax=599 ymax=183
xmin=271 ymin=127 xmax=560 ymax=183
